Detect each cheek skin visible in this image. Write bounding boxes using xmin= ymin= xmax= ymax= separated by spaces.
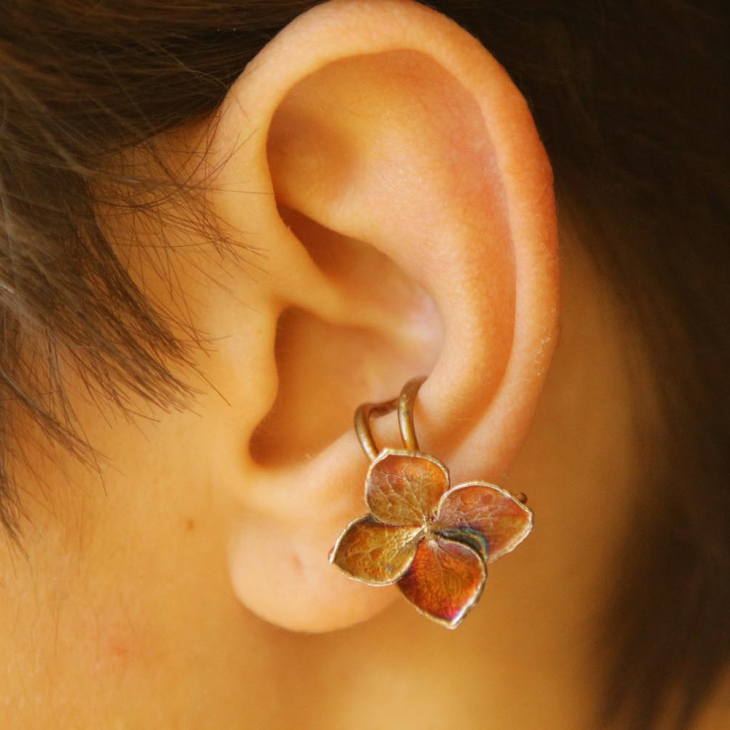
xmin=88 ymin=614 xmax=152 ymax=673
xmin=41 ymin=529 xmax=159 ymax=685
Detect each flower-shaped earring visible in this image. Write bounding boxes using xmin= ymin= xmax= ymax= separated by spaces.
xmin=329 ymin=376 xmax=533 ymax=629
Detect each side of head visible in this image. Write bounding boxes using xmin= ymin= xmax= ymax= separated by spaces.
xmin=0 ymin=2 xmax=728 ymax=730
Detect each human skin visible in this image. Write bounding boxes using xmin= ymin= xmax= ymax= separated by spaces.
xmin=0 ymin=234 xmax=627 ymax=730
xmin=0 ymin=2 xmax=728 ymax=728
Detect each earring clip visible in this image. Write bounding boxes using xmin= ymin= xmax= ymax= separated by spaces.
xmin=329 ymin=376 xmax=533 ymax=629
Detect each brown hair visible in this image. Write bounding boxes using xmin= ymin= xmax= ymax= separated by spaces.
xmin=0 ymin=1 xmax=728 ymax=728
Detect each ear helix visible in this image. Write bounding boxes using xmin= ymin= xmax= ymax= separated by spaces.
xmin=329 ymin=376 xmax=533 ymax=629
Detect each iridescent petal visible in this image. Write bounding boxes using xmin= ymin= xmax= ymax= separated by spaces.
xmin=330 ymin=515 xmax=423 ymax=585
xmin=365 ymin=449 xmax=450 ymax=526
xmin=435 ymin=526 xmax=490 ymax=565
xmin=397 ymin=535 xmax=487 ymax=628
xmin=435 ymin=482 xmax=533 ymax=563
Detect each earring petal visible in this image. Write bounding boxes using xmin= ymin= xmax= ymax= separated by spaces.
xmin=397 ymin=535 xmax=487 ymax=629
xmin=330 ymin=515 xmax=424 ymax=585
xmin=365 ymin=450 xmax=450 ymax=526
xmin=435 ymin=483 xmax=533 ymax=563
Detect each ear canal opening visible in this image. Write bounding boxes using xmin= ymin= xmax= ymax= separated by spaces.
xmin=248 ymin=304 xmax=417 ymax=467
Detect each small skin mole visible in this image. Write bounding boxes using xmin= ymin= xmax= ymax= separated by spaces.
xmin=185 ymin=518 xmax=195 ymax=531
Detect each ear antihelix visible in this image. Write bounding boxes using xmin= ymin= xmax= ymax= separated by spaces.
xmin=330 ymin=376 xmax=533 ymax=629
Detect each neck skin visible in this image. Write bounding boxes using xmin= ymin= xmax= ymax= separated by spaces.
xmin=0 ymin=172 xmax=726 ymax=730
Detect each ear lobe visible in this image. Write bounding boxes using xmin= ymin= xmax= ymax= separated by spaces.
xmin=211 ymin=0 xmax=559 ymax=632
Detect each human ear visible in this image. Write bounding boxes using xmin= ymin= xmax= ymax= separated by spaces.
xmin=200 ymin=0 xmax=559 ymax=632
